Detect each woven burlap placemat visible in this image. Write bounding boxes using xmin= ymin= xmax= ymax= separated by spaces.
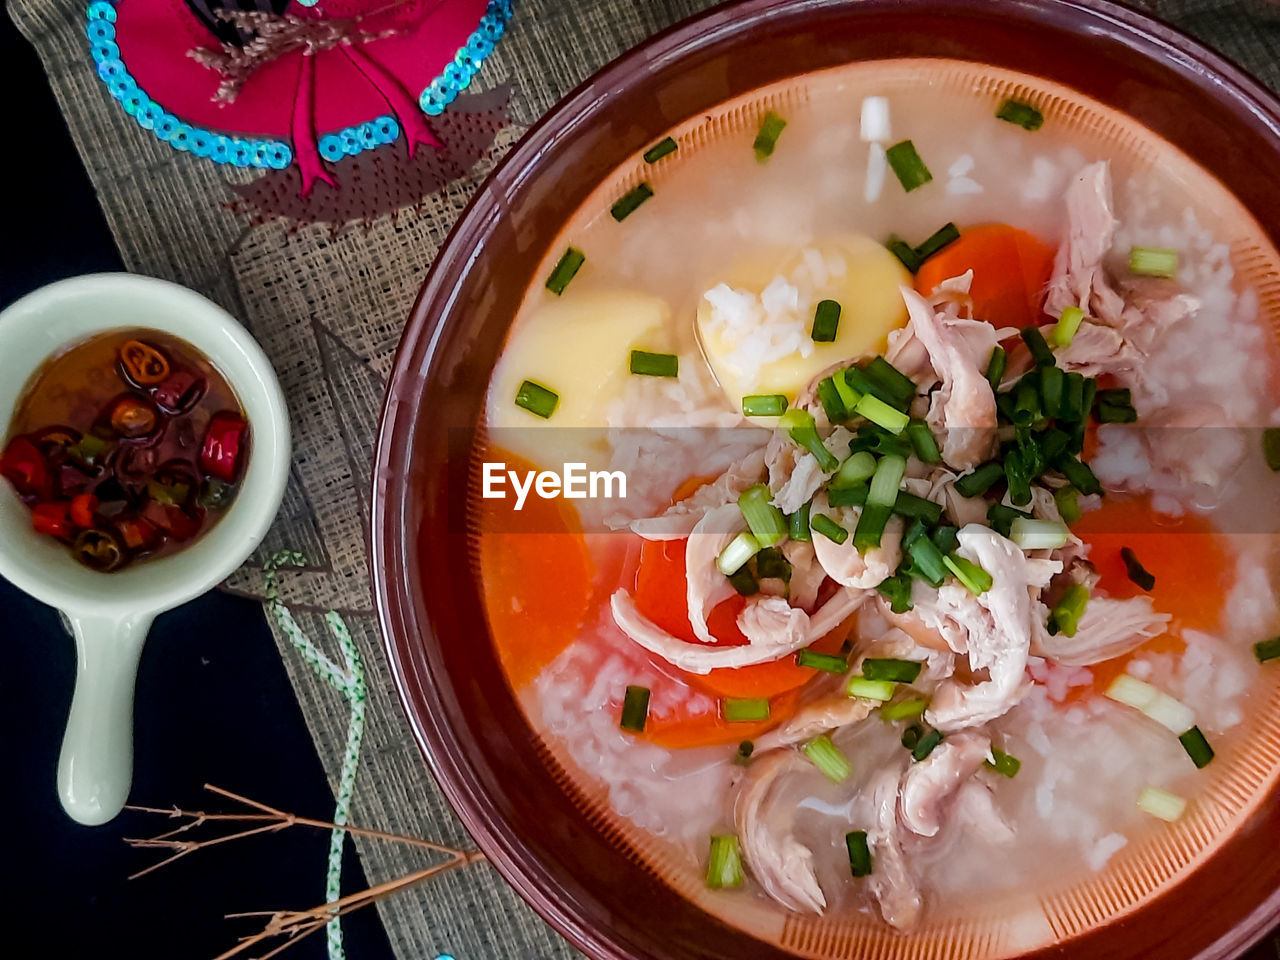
xmin=10 ymin=0 xmax=1280 ymax=957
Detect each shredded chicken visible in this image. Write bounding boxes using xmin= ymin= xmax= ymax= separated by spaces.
xmin=898 ymin=733 xmax=992 ymax=838
xmin=856 ymin=627 xmax=955 ymax=683
xmin=782 ymin=538 xmax=826 ymax=610
xmin=685 ymin=503 xmax=746 ymax=643
xmin=809 ymin=492 xmax=903 ymax=588
xmin=862 ymin=767 xmax=922 ymax=931
xmin=755 ymin=696 xmax=877 ymax=750
xmin=735 ymin=750 xmax=826 ymax=914
xmin=630 ymin=449 xmax=766 ymax=540
xmin=766 ymin=427 xmax=852 ymax=514
xmin=950 ymin=780 xmax=1015 ymax=845
xmin=737 ymin=595 xmax=809 ymax=648
xmin=1033 ymin=595 xmax=1171 ymax=666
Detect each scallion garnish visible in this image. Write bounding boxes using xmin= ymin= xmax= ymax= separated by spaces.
xmin=1120 ymin=546 xmax=1156 ymax=591
xmin=1009 ymin=517 xmax=1070 ymax=550
xmin=1264 ymin=428 xmax=1280 ymax=472
xmin=1054 ymin=371 xmax=1083 ymax=422
xmin=945 ymin=553 xmax=993 ymax=594
xmin=846 ymin=830 xmax=873 ymax=878
xmin=716 ymin=531 xmax=760 ymax=575
xmin=868 ymin=454 xmax=907 ymax=507
xmin=753 ymin=110 xmax=787 ymax=161
xmin=514 ymin=379 xmax=560 ymax=419
xmin=1013 ymin=378 xmax=1041 ymax=427
xmin=986 ymin=345 xmax=1007 ymax=392
xmin=778 ymin=408 xmax=840 ymax=471
xmin=1039 ymin=364 xmax=1064 ymax=419
xmin=855 ymin=393 xmax=910 ymax=434
xmin=892 ymin=491 xmax=943 ymax=525
xmin=1137 ymin=786 xmax=1186 ymax=822
xmin=828 ymin=484 xmax=868 ymax=508
xmin=789 ymin=501 xmax=812 ymax=542
xmin=911 ymin=727 xmax=944 ymax=761
xmin=862 ymin=658 xmax=923 ymax=684
xmin=706 ymin=834 xmax=745 ymax=888
xmin=885 ymin=139 xmax=933 ymax=192
xmin=915 ymin=222 xmax=960 ymax=262
xmin=845 ymin=365 xmax=907 ymax=411
xmin=907 ymin=532 xmax=948 ymax=587
xmin=854 ymin=504 xmax=891 ymax=551
xmin=1021 ymin=326 xmax=1056 ymax=368
xmin=1055 ymin=452 xmax=1102 ymax=495
xmin=887 ymin=236 xmax=922 ymax=273
xmin=1255 ymin=637 xmax=1280 ymax=663
xmin=1095 ymin=387 xmax=1137 ymax=423
xmin=811 ymin=299 xmax=842 ymax=343
xmin=796 ymin=649 xmax=850 ymax=674
xmin=876 ymin=571 xmax=914 ymax=614
xmin=987 ymin=502 xmax=1032 ymax=538
xmin=901 ymin=724 xmax=923 ymax=750
xmin=847 ymin=676 xmax=896 ymax=701
xmin=742 ymin=393 xmax=789 ymax=417
xmin=881 ymin=697 xmax=928 ymax=722
xmin=1129 ymin=246 xmax=1179 ymax=278
xmin=906 ymin=420 xmax=942 ymax=464
xmin=931 ymin=525 xmax=959 ymax=555
xmin=996 ymin=98 xmax=1044 ymax=131
xmin=1051 ymin=306 xmax=1085 ymax=347
xmin=545 ymin=247 xmax=585 ymax=295
xmin=816 ymin=377 xmax=847 ymax=423
xmin=722 ymin=697 xmax=771 ymax=723
xmin=985 ymin=747 xmax=1021 ymax=778
xmin=727 ymin=564 xmax=758 ymax=597
xmin=811 ymin=513 xmax=848 ymax=545
xmin=733 ymin=740 xmax=755 ymax=765
xmin=866 ymin=356 xmax=917 ymax=405
xmin=833 ymin=368 xmax=863 ymax=413
xmin=953 ymin=461 xmax=1004 ymax=499
xmin=755 ymin=547 xmax=791 ymax=582
xmin=1049 ymin=582 xmax=1089 ymax=637
xmin=738 ymin=484 xmax=787 ymax=547
xmin=833 ymin=451 xmax=878 ymax=488
xmin=610 ymin=182 xmax=654 ymax=222
xmin=1055 ymin=485 xmax=1082 ymax=523
xmin=620 ymin=685 xmax=650 ymax=732
xmin=629 ymin=350 xmax=678 ymax=378
xmin=643 ymin=136 xmax=678 ymax=164
xmin=801 ymin=734 xmax=853 ymax=783
xmin=1178 ymin=726 xmax=1215 ymax=769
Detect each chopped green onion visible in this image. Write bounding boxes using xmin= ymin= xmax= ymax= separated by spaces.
xmin=845 ymin=366 xmax=907 ymax=411
xmin=1003 ymin=449 xmax=1033 ymax=507
xmin=1055 ymin=452 xmax=1102 ymax=495
xmin=727 ymin=565 xmax=758 ymax=597
xmin=849 ymin=423 xmax=912 ymax=459
xmin=1012 ymin=381 xmax=1040 ymax=430
xmin=854 ymin=503 xmax=891 ymax=552
xmin=1051 ymin=306 xmax=1085 ymax=347
xmin=985 ymin=747 xmax=1022 ymax=778
xmin=1056 ymin=371 xmax=1084 ymax=422
xmin=1254 ymin=637 xmax=1280 ymax=663
xmin=1039 ymin=428 xmax=1071 ymax=463
xmin=629 ymin=350 xmax=678 ymax=378
xmin=893 ymin=491 xmax=943 ymax=525
xmin=545 ymin=247 xmax=585 ymax=295
xmin=1105 ymin=674 xmax=1159 ymax=711
xmin=789 ymin=501 xmax=812 ymax=542
xmin=1178 ymin=726 xmax=1215 ymax=769
xmin=1009 ymin=517 xmax=1070 ymax=550
xmin=738 ymin=484 xmax=787 ymax=547
xmin=620 ymin=685 xmax=650 ymax=732
xmin=706 ymin=834 xmax=745 ymax=888
xmin=907 ymin=533 xmax=948 ymax=587
xmin=847 ymin=676 xmax=897 ymax=701
xmin=1264 ymin=428 xmax=1280 ymax=472
xmin=987 ymin=502 xmax=1032 ymax=538
xmin=811 ymin=513 xmax=848 ymax=544
xmin=833 ymin=451 xmax=878 ymax=488
xmin=954 ymin=461 xmax=1004 ymax=499
xmin=1129 ymin=246 xmax=1179 ymax=278
xmin=778 ymin=409 xmax=840 ymax=472
xmin=515 ymin=379 xmax=560 ymax=419
xmin=643 ymin=136 xmax=678 ymax=164
xmin=828 ymin=484 xmax=868 ymax=508
xmin=722 ymin=697 xmax=771 ymax=723
xmin=755 ymin=547 xmax=792 ymax=582
xmin=610 ymin=182 xmax=654 ymax=222
xmin=945 ymin=553 xmax=993 ymax=594
xmin=986 ymin=345 xmax=1007 ymax=392
xmin=846 ymin=830 xmax=873 ymax=878
xmin=855 ymin=393 xmax=910 ymax=434
xmin=865 ymin=357 xmax=918 ymax=406
xmin=1120 ymin=546 xmax=1155 ymax=591
xmin=742 ymin=394 xmax=789 ymax=417
xmin=1144 ymin=692 xmax=1196 ymax=733
xmin=886 ymin=236 xmax=922 ymax=273
xmin=1137 ymin=786 xmax=1186 ymax=822
xmin=816 ymin=377 xmax=847 ymax=423
xmin=801 ymin=734 xmax=853 ymax=783
xmin=1095 ymin=387 xmax=1138 ymax=423
xmin=931 ymin=524 xmax=959 ymax=555
xmin=833 ymin=368 xmax=863 ymax=413
xmin=911 ymin=728 xmax=944 ymax=761
xmin=1021 ymin=327 xmax=1056 ymax=368
xmin=862 ymin=658 xmax=923 ymax=684
xmin=733 ymin=740 xmax=754 ymax=766
xmin=753 ymin=110 xmax=787 ymax=161
xmin=797 ymin=649 xmax=850 ymax=674
xmin=868 ymin=454 xmax=907 ymax=507
xmin=1039 ymin=364 xmax=1064 ymax=419
xmin=881 ymin=697 xmax=929 ymax=722
xmin=1049 ymin=582 xmax=1089 ymax=637
xmin=876 ymin=571 xmax=914 ymax=614
xmin=996 ymin=98 xmax=1044 ymax=131
xmin=901 ymin=724 xmax=923 ymax=750
xmin=914 ymin=222 xmax=960 ymax=262
xmin=886 ymin=139 xmax=933 ymax=192
xmin=906 ymin=420 xmax=942 ymax=464
xmin=811 ymin=299 xmax=842 ymax=342
xmin=716 ymin=531 xmax=761 ymax=575
xmin=1055 ymin=485 xmax=1082 ymax=524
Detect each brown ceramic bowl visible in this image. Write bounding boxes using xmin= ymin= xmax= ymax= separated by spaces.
xmin=372 ymin=1 xmax=1280 ymax=957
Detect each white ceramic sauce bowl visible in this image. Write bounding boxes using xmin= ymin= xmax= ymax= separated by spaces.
xmin=0 ymin=274 xmax=290 ymax=825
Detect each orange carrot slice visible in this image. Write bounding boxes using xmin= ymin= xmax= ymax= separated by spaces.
xmin=915 ymin=223 xmax=1056 ymax=330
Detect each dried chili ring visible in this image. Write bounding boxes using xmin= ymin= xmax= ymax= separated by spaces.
xmin=119 ymin=339 xmax=171 ymax=386
xmin=107 ymin=394 xmax=160 ymax=439
xmin=73 ymin=528 xmax=128 ymax=572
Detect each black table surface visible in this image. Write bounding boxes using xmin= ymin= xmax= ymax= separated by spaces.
xmin=1 ymin=10 xmax=396 ymax=960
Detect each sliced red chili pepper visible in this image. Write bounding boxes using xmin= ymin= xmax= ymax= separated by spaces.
xmin=200 ymin=412 xmax=248 ymax=483
xmin=73 ymin=528 xmax=128 ymax=572
xmin=32 ymin=501 xmax=74 ymax=538
xmin=119 ymin=340 xmax=171 ymax=386
xmin=153 ymin=371 xmax=206 ymax=415
xmin=2 ymin=436 xmax=54 ymax=500
xmin=141 ymin=500 xmax=202 ymax=541
xmin=70 ymin=493 xmax=99 ymax=528
xmin=107 ymin=394 xmax=159 ymax=439
xmin=115 ymin=516 xmax=159 ymax=552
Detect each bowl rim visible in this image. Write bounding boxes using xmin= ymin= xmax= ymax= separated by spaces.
xmin=371 ymin=1 xmax=1280 ymax=957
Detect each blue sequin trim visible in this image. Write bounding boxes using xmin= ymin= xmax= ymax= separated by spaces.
xmin=85 ymin=0 xmax=512 ymax=169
